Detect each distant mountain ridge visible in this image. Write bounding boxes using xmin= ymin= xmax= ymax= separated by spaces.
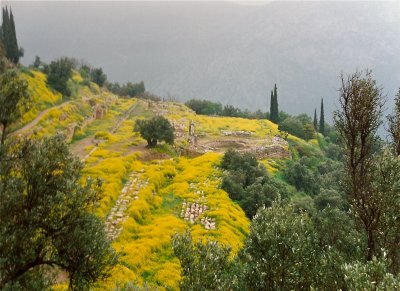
xmin=13 ymin=1 xmax=400 ymax=119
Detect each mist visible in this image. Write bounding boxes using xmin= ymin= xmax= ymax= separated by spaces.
xmin=11 ymin=1 xmax=400 ymax=119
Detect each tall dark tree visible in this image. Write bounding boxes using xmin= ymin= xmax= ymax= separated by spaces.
xmin=334 ymin=70 xmax=384 ymax=260
xmin=314 ymin=108 xmax=318 ymax=131
xmin=274 ymin=84 xmax=279 ymax=122
xmin=9 ymin=8 xmax=20 ymax=63
xmin=0 ymin=7 xmax=21 ymax=64
xmin=319 ymin=99 xmax=325 ymax=135
xmin=269 ymin=84 xmax=279 ymax=123
xmin=269 ymin=90 xmax=274 ymax=121
xmin=1 ymin=8 xmax=10 ymax=60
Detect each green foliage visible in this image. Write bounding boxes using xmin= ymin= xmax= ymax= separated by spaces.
xmin=185 ymin=99 xmax=223 ymax=115
xmin=240 ymin=203 xmax=319 ymax=290
xmin=284 ymin=158 xmax=320 ymax=195
xmin=107 ymin=81 xmax=145 ymax=98
xmin=32 ymin=56 xmax=41 ymax=69
xmin=137 ymin=92 xmax=161 ymax=101
xmin=90 ymin=67 xmax=107 ymax=87
xmin=0 ymin=69 xmax=29 ymax=144
xmin=279 ymin=113 xmax=315 ymax=140
xmin=173 ymin=202 xmax=378 ymax=290
xmin=47 ymin=57 xmax=75 ymax=97
xmin=387 ymin=89 xmax=400 ymax=155
xmin=222 ymin=104 xmax=241 ymax=117
xmin=172 ymin=230 xmax=235 ymax=290
xmin=334 ymin=70 xmax=385 ymax=261
xmin=342 ymin=256 xmax=400 ymax=290
xmin=79 ymin=64 xmax=91 ymax=79
xmin=0 ymin=42 xmax=9 ymax=74
xmin=134 ymin=116 xmax=174 ymax=147
xmin=371 ymin=149 xmax=400 ymax=273
xmin=184 ymin=98 xmax=268 ymax=119
xmin=313 ymin=108 xmax=318 ymax=131
xmin=0 ymin=135 xmax=118 ymax=289
xmin=314 ymin=189 xmax=344 ymax=211
xmin=269 ymin=84 xmax=279 ymax=123
xmin=221 ymin=150 xmax=291 ymax=218
xmin=0 ymin=7 xmax=22 ymax=64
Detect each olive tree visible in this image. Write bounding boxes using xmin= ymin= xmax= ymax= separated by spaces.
xmin=0 ymin=69 xmax=28 ymax=144
xmin=0 ymin=135 xmax=118 ymax=290
xmin=134 ymin=116 xmax=174 ymax=147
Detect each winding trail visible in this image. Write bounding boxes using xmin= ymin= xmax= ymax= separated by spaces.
xmin=13 ymin=101 xmax=71 ymax=135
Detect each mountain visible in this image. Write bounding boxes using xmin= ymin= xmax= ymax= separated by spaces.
xmin=13 ymin=1 xmax=400 ymax=118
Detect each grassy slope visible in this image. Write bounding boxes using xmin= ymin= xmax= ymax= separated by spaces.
xmin=20 ymin=70 xmax=323 ymax=290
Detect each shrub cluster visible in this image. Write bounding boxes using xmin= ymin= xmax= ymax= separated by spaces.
xmin=220 ymin=149 xmax=291 ymax=218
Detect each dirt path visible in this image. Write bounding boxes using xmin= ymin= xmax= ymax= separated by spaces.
xmin=13 ymin=101 xmax=71 ymax=135
xmin=109 ymin=103 xmax=138 ymax=133
xmin=71 ymin=103 xmax=139 ymax=161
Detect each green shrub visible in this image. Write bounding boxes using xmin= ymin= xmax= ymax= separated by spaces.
xmin=134 ymin=116 xmax=174 ymax=147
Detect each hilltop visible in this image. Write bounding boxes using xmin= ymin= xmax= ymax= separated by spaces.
xmin=9 ymin=68 xmax=328 ymax=289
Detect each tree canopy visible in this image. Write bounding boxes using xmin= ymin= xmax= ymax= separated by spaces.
xmin=134 ymin=116 xmax=175 ymax=147
xmin=0 ymin=69 xmax=28 ymax=144
xmin=47 ymin=57 xmax=75 ymax=97
xmin=0 ymin=7 xmax=22 ymax=64
xmin=0 ymin=135 xmax=118 ymax=290
xmin=269 ymin=84 xmax=279 ymax=123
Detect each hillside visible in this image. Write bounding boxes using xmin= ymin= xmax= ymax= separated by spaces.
xmin=9 ymin=69 xmax=326 ymax=289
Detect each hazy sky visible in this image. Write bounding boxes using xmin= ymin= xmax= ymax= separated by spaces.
xmin=7 ymin=1 xmax=400 ymax=118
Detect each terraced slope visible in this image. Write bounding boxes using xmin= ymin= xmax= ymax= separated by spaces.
xmin=18 ymin=70 xmax=322 ymax=289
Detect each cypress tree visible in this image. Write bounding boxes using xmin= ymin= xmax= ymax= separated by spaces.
xmin=269 ymin=84 xmax=279 ymax=123
xmin=273 ymin=84 xmax=279 ymax=123
xmin=319 ymin=98 xmax=325 ymax=135
xmin=2 ymin=7 xmax=11 ymax=60
xmin=9 ymin=8 xmax=19 ymax=63
xmin=269 ymin=90 xmax=274 ymax=121
xmin=313 ymin=108 xmax=318 ymax=131
xmin=0 ymin=7 xmax=20 ymax=64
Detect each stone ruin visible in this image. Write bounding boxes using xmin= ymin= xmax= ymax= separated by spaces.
xmin=251 ymin=135 xmax=291 ymax=159
xmin=253 ymin=145 xmax=291 ymax=159
xmin=148 ymin=101 xmax=169 ymax=116
xmin=188 ymin=120 xmax=198 ymax=149
xmin=93 ymin=104 xmax=108 ymax=119
xmin=271 ymin=135 xmax=288 ymax=145
xmin=105 ymin=170 xmax=149 ymax=240
xmin=220 ymin=130 xmax=253 ymax=137
xmin=65 ymin=123 xmax=77 ymax=142
xmin=180 ymin=200 xmax=216 ymax=230
xmin=171 ymin=119 xmax=187 ymax=138
xmin=201 ymin=217 xmax=216 ymax=230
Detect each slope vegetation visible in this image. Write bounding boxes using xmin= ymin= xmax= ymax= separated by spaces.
xmin=16 ymin=69 xmax=322 ymax=289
